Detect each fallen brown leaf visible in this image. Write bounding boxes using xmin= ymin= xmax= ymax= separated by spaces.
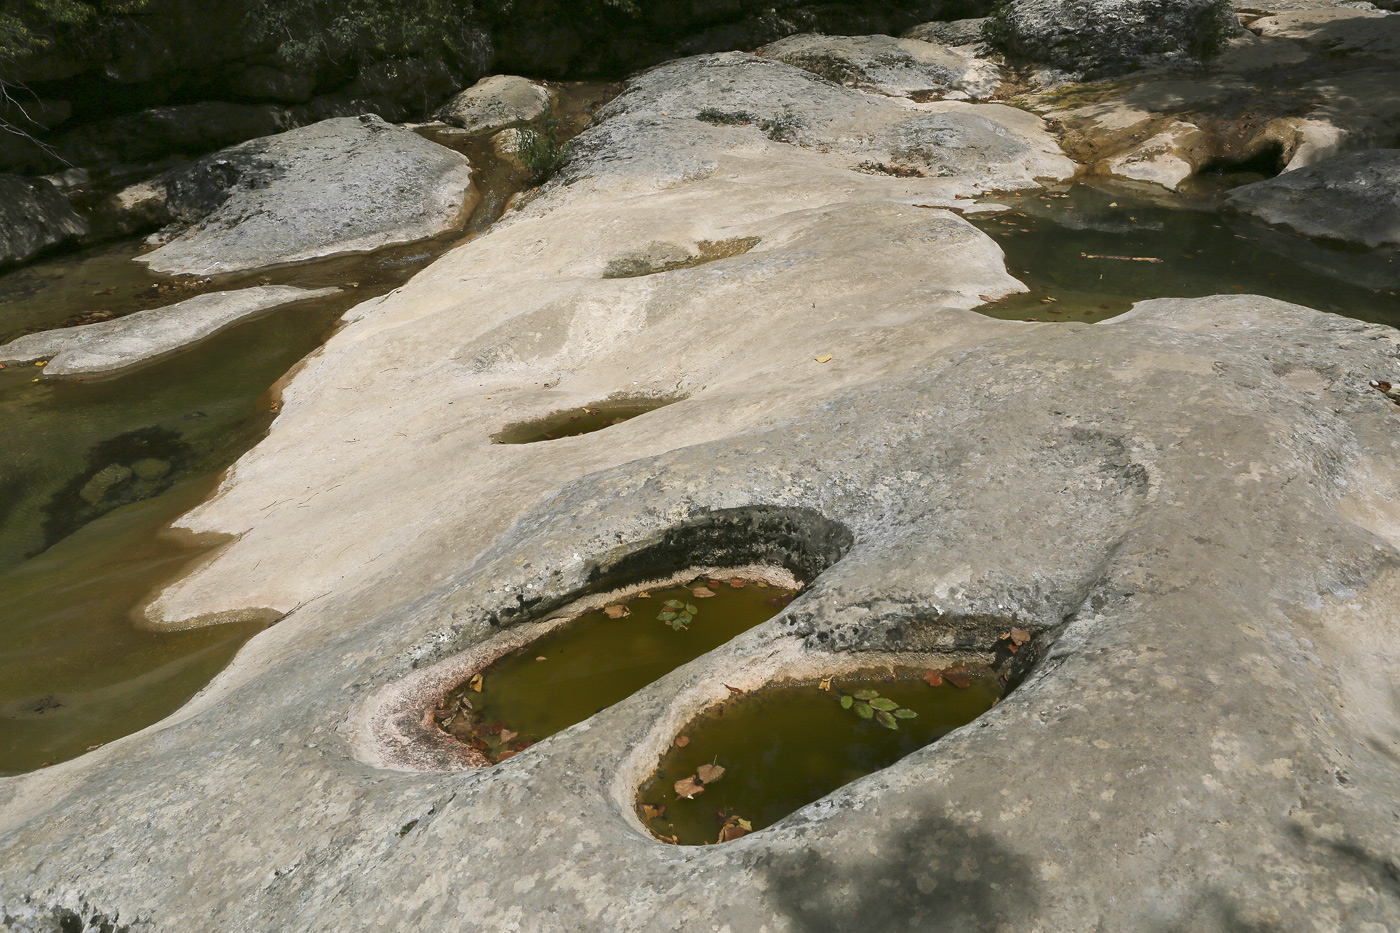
xmin=697 ymin=763 xmax=726 ymax=784
xmin=692 ymin=586 xmax=716 ymax=598
xmin=469 ymin=673 xmax=483 ymax=692
xmin=1010 ymin=627 xmax=1030 ymax=645
xmin=642 ymin=804 xmax=666 ymax=821
xmin=945 ymin=666 xmax=972 ymax=688
xmin=724 ymin=684 xmax=746 ymax=696
xmin=923 ymin=669 xmax=943 ymax=687
xmin=728 ymin=578 xmax=747 ymax=588
xmin=604 ymin=605 xmax=631 ymax=619
xmin=675 ymin=776 xmax=705 ymax=799
xmin=675 ymin=736 xmax=690 ymax=748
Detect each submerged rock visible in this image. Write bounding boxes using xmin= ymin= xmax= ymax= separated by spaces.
xmin=0 ymin=285 xmax=339 ymax=376
xmin=756 ymin=33 xmax=1000 ymax=99
xmin=0 ymin=174 xmax=88 ymax=268
xmin=434 ymin=74 xmax=553 ymax=134
xmin=987 ymin=0 xmax=1240 ymax=77
xmin=1226 ymin=149 xmax=1400 ymax=247
xmin=136 ymin=115 xmax=477 ymax=276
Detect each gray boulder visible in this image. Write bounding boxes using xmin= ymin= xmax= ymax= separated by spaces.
xmin=434 ymin=74 xmax=553 ymax=134
xmin=0 ymin=174 xmax=88 ymax=268
xmin=1225 ymin=148 xmax=1400 ymax=247
xmin=756 ymin=33 xmax=1000 ymax=99
xmin=986 ymin=0 xmax=1240 ymax=77
xmin=0 ymin=286 xmax=339 ymax=376
xmin=903 ymin=17 xmax=991 ymax=45
xmin=137 ymin=115 xmax=477 ymax=276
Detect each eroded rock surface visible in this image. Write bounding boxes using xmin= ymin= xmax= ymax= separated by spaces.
xmin=1016 ymin=7 xmax=1400 ymax=189
xmin=2 ymin=49 xmax=1400 ymax=933
xmin=137 ymin=115 xmax=477 ymax=276
xmin=1226 ymin=149 xmax=1400 ymax=246
xmin=756 ymin=33 xmax=1000 ymax=99
xmin=0 ymin=286 xmax=339 ymax=376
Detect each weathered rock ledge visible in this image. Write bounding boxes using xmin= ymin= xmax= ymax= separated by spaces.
xmin=2 ymin=47 xmax=1399 ymax=933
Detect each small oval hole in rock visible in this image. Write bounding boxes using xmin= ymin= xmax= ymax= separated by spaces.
xmin=432 ymin=572 xmax=800 ymax=763
xmin=636 ymin=658 xmax=1025 ymax=846
xmin=491 ymin=396 xmax=681 ymax=444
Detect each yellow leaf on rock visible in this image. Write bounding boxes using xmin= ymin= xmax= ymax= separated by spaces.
xmin=815 ymin=354 xmax=833 ymax=363
xmin=469 ymin=673 xmax=483 ymax=692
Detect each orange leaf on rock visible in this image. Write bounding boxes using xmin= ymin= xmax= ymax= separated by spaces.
xmin=675 ymin=776 xmax=705 ymax=799
xmin=1010 ymin=627 xmax=1031 ymax=645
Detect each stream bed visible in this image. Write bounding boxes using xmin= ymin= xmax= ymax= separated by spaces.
xmin=0 ymin=82 xmax=615 ymax=775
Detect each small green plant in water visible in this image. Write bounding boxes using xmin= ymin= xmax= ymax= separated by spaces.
xmin=658 ymin=599 xmax=699 ymax=630
xmin=839 ymin=689 xmax=918 ymax=730
xmin=519 ymin=105 xmax=571 ymax=185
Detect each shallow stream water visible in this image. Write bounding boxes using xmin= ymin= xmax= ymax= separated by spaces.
xmin=968 ymin=181 xmax=1400 ymax=326
xmin=0 ymin=83 xmax=615 ymax=775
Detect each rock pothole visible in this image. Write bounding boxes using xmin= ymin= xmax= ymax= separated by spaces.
xmin=601 ymin=237 xmax=761 ymax=279
xmin=490 ymin=396 xmax=684 ymax=443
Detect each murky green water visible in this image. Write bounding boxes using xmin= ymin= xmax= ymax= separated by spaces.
xmin=637 ymin=668 xmax=1003 ymax=845
xmin=968 ymin=183 xmax=1400 ymax=326
xmin=434 ymin=577 xmax=797 ymax=762
xmin=0 ymin=480 xmax=266 ymax=776
xmin=0 ymin=84 xmax=621 ymax=775
xmin=491 ymin=399 xmax=679 ymax=444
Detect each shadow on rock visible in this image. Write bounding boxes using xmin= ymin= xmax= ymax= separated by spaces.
xmin=755 ymin=810 xmax=1040 ymax=932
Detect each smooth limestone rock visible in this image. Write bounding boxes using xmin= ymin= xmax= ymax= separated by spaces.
xmin=0 ymin=174 xmax=88 ymax=268
xmin=756 ymin=33 xmax=1000 ymax=100
xmin=990 ymin=0 xmax=1240 ymax=77
xmin=902 ymin=17 xmax=990 ymax=45
xmin=0 ymin=286 xmax=339 ymax=376
xmin=1226 ymin=149 xmax=1400 ymax=247
xmin=4 ymin=52 xmax=1400 ymax=933
xmin=434 ymin=74 xmax=553 ymax=134
xmin=137 ymin=115 xmax=477 ymax=276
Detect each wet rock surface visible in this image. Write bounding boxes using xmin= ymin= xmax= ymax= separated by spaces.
xmin=0 ymin=285 xmax=339 ymax=376
xmin=0 ymin=175 xmax=88 ymax=269
xmin=136 ymin=115 xmax=477 ymax=276
xmin=2 ymin=42 xmax=1400 ymax=933
xmin=1226 ymin=148 xmax=1400 ymax=246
